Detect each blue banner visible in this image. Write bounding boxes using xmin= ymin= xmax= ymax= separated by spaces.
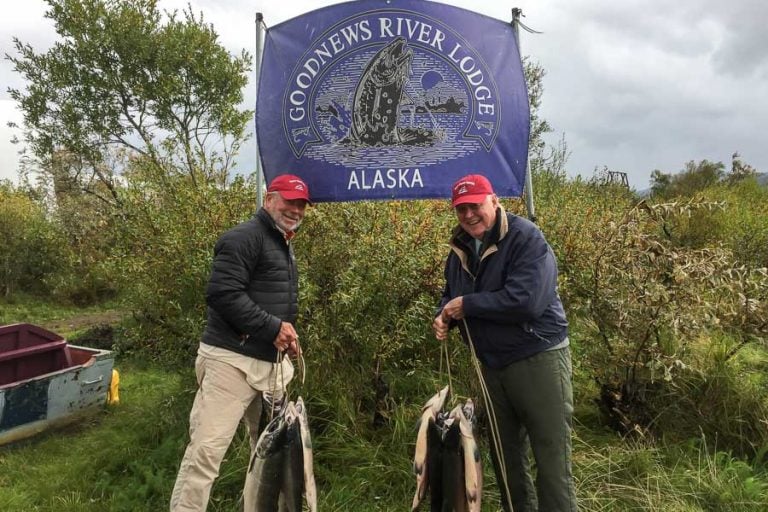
xmin=256 ymin=0 xmax=530 ymax=202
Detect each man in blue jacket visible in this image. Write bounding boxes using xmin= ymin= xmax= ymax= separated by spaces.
xmin=171 ymin=174 xmax=311 ymax=512
xmin=433 ymin=174 xmax=577 ymax=512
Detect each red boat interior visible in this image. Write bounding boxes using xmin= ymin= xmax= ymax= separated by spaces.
xmin=0 ymin=323 xmax=96 ymax=387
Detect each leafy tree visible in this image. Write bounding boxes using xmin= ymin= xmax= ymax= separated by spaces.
xmin=104 ymin=157 xmax=261 ymax=361
xmin=6 ymin=0 xmax=252 ymax=203
xmin=650 ymin=159 xmax=725 ymax=199
xmin=726 ymin=152 xmax=758 ymax=184
xmin=524 ymin=58 xmax=552 ymax=160
xmin=649 ymin=169 xmax=672 ymax=197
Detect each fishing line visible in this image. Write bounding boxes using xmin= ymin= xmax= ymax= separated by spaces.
xmin=441 ymin=335 xmax=455 ymax=403
xmin=267 ymin=351 xmax=288 ymax=421
xmin=462 ymin=318 xmax=515 ymax=512
xmin=295 ymin=337 xmax=306 ymax=385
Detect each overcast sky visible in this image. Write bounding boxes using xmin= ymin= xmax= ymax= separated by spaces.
xmin=2 ymin=0 xmax=766 ymax=190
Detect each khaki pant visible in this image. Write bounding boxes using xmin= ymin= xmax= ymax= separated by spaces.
xmin=170 ymin=353 xmax=292 ymax=512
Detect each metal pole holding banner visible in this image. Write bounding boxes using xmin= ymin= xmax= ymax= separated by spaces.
xmin=255 ymin=12 xmax=265 ymax=209
xmin=511 ymin=7 xmax=537 ymax=223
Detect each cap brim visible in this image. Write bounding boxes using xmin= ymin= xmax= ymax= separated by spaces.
xmin=452 ymin=193 xmax=488 ymax=207
xmin=277 ymin=190 xmax=313 ymax=205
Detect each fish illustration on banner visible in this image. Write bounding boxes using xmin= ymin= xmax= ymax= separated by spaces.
xmin=256 ymin=0 xmax=530 ymax=203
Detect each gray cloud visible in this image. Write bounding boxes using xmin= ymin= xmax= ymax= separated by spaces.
xmin=1 ymin=0 xmax=765 ymax=191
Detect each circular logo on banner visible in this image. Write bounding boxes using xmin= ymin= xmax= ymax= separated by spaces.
xmin=283 ymin=11 xmax=499 ymax=173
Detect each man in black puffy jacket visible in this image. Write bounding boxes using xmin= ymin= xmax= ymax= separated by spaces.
xmin=433 ymin=174 xmax=577 ymax=512
xmin=171 ymin=174 xmax=311 ymax=512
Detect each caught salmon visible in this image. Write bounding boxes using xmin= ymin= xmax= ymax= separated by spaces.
xmin=458 ymin=400 xmax=482 ymax=512
xmin=245 ymin=410 xmax=287 ymax=511
xmin=412 ymin=394 xmax=483 ymax=512
xmin=280 ymin=402 xmax=303 ymax=512
xmin=295 ymin=396 xmax=317 ymax=512
xmin=441 ymin=411 xmax=467 ymax=512
xmin=412 ymin=386 xmax=449 ymax=510
xmin=244 ymin=397 xmax=317 ymax=512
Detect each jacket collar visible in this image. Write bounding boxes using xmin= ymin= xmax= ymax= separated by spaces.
xmin=449 ymin=204 xmax=509 ymax=275
xmin=256 ymin=208 xmax=297 ymax=241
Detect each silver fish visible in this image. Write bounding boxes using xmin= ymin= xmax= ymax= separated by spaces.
xmin=245 ymin=399 xmax=317 ymax=512
xmin=426 ymin=416 xmax=444 ymax=512
xmin=412 ymin=385 xmax=449 ymax=510
xmin=279 ymin=402 xmax=303 ymax=512
xmin=441 ymin=410 xmax=467 ymax=512
xmin=295 ymin=396 xmax=317 ymax=512
xmin=457 ymin=400 xmax=482 ymax=512
xmin=245 ymin=411 xmax=287 ymax=511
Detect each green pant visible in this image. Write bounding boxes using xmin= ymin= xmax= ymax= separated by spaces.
xmin=481 ymin=346 xmax=577 ymax=512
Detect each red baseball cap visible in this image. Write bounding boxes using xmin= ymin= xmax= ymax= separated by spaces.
xmin=267 ymin=174 xmax=312 ymax=204
xmin=451 ymin=174 xmax=494 ymax=207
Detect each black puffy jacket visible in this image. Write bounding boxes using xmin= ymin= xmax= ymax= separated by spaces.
xmin=201 ymin=208 xmax=298 ymax=362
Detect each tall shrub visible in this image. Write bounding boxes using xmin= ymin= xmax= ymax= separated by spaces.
xmin=0 ymin=182 xmax=67 ymax=297
xmin=295 ymin=200 xmax=474 ymax=427
xmin=104 ymin=161 xmax=258 ymax=362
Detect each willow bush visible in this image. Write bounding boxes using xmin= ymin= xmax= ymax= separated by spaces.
xmin=690 ymin=178 xmax=768 ymax=268
xmin=0 ymin=182 xmax=67 ymax=297
xmin=294 ymin=199 xmax=474 ymax=430
xmin=644 ymin=176 xmax=768 ymax=269
xmin=516 ymin=171 xmax=768 ymax=454
xmin=104 ymin=161 xmax=259 ymax=362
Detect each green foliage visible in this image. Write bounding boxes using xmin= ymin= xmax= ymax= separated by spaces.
xmin=103 ymin=160 xmax=259 ymax=362
xmin=0 ymin=181 xmax=67 ymax=296
xmin=294 ymin=200 xmax=472 ymax=425
xmin=654 ymin=178 xmax=768 ymax=268
xmin=7 ymin=0 xmax=252 ymax=198
xmin=651 ymin=159 xmax=725 ymax=199
xmin=654 ymin=333 xmax=768 ymax=456
xmin=5 ymin=0 xmax=254 ymax=307
xmin=575 ymin=433 xmax=768 ymax=511
xmin=712 ymin=178 xmax=768 ymax=268
xmin=30 ymin=156 xmax=122 ymax=304
xmin=521 ymin=171 xmax=768 ymax=448
xmin=575 ymin=200 xmax=767 ymax=437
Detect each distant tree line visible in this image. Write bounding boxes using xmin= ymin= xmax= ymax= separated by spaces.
xmin=650 ymin=152 xmax=762 ymax=199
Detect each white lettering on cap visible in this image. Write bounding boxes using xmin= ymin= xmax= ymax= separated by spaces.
xmin=454 ymin=180 xmax=476 ymax=193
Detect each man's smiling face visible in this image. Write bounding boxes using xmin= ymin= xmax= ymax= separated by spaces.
xmin=455 ymin=193 xmax=498 ymax=239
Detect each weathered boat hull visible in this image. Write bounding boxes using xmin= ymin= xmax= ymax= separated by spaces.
xmin=0 ymin=323 xmax=114 ymax=445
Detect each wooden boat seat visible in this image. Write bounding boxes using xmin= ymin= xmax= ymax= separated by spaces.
xmin=0 ymin=339 xmax=74 ymax=387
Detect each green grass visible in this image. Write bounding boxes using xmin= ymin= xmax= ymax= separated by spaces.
xmin=1 ymin=359 xmax=767 ymax=511
xmin=574 ymin=429 xmax=768 ymax=511
xmin=2 ymin=300 xmax=767 ymax=511
xmin=0 ymin=363 xmax=768 ymax=512
xmin=0 ymin=298 xmax=200 ymax=511
xmin=0 ymin=293 xmax=123 ymax=338
xmin=0 ymin=361 xmax=192 ymax=511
